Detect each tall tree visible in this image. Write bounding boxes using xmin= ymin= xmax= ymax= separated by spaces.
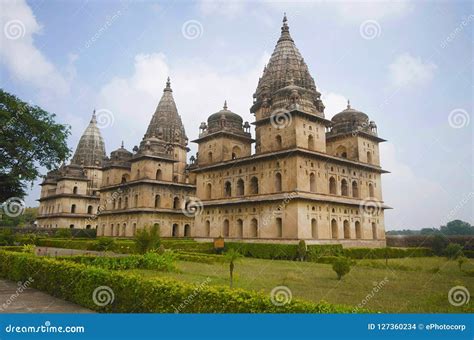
xmin=0 ymin=89 xmax=70 ymax=202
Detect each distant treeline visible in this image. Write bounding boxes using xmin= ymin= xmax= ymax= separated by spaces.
xmin=386 ymin=220 xmax=473 ymax=236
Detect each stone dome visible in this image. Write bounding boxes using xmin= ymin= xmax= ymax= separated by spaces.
xmin=110 ymin=142 xmax=132 ymax=161
xmin=206 ymin=101 xmax=244 ymax=134
xmin=329 ymin=101 xmax=377 ymax=136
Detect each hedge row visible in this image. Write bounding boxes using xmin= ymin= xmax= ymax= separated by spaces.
xmin=32 ymin=238 xmax=214 ymax=255
xmin=0 ymin=251 xmax=362 ymax=313
xmin=225 ymin=242 xmax=432 ymax=261
xmin=56 ymin=252 xmax=177 ymax=271
xmin=342 ymin=247 xmax=433 ymax=259
xmin=387 ymin=235 xmax=474 ymax=250
xmin=176 ymin=252 xmax=224 ymax=264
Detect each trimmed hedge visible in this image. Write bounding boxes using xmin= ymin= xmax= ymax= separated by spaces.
xmin=0 ymin=251 xmax=362 ymax=313
xmin=56 ymin=252 xmax=177 ymax=271
xmin=387 ymin=235 xmax=474 ymax=251
xmin=342 ymin=247 xmax=433 ymax=259
xmin=176 ymin=252 xmax=224 ymax=264
xmin=225 ymin=242 xmax=300 ymax=260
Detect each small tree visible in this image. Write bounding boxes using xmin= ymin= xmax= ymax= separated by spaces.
xmin=431 ymin=234 xmax=448 ymax=256
xmin=55 ymin=228 xmax=72 ymax=238
xmin=297 ymin=240 xmax=307 ymax=261
xmin=457 ymin=256 xmax=467 ymax=271
xmin=134 ymin=224 xmax=161 ymax=254
xmin=224 ymin=249 xmax=243 ymax=288
xmin=95 ymin=238 xmax=116 ymax=252
xmin=444 ymin=243 xmax=463 ymax=260
xmin=332 ymin=257 xmax=351 ymax=280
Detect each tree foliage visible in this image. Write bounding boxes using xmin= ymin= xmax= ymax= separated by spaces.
xmin=0 ymin=89 xmax=70 ymax=202
xmin=134 ymin=224 xmax=161 ymax=254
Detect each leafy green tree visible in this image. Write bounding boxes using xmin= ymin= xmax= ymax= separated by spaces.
xmin=224 ymin=249 xmax=243 ymax=288
xmin=440 ymin=220 xmax=474 ymax=235
xmin=332 ymin=257 xmax=351 ymax=280
xmin=297 ymin=240 xmax=307 ymax=261
xmin=431 ymin=234 xmax=448 ymax=256
xmin=444 ymin=243 xmax=464 ymax=260
xmin=134 ymin=224 xmax=161 ymax=254
xmin=0 ymin=207 xmax=38 ymax=227
xmin=0 ymin=89 xmax=70 ymax=202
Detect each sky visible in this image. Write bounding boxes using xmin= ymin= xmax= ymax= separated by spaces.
xmin=0 ymin=0 xmax=472 ymax=230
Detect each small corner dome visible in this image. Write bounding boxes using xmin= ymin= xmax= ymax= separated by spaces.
xmin=331 ymin=101 xmax=369 ymax=123
xmin=207 ymin=101 xmax=243 ymax=125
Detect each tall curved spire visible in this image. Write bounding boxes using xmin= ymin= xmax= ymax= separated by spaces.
xmin=143 ymin=77 xmax=187 ymax=145
xmin=71 ymin=110 xmax=106 ymax=166
xmin=252 ymin=14 xmax=324 ymax=115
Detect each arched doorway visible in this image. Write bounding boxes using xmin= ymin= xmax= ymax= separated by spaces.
xmin=250 ymin=218 xmax=258 ymax=237
xmin=223 ymin=219 xmax=230 ymax=237
xmin=184 ymin=224 xmax=191 ymax=237
xmin=355 ymin=221 xmax=361 ymax=239
xmin=172 ymin=224 xmax=179 ymax=237
xmin=331 ymin=219 xmax=338 ymax=239
xmin=311 ymin=218 xmax=318 ymax=238
xmin=343 ymin=220 xmax=350 ymax=239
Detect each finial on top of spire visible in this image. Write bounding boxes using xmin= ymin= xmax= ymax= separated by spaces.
xmin=279 ymin=12 xmax=292 ymax=42
xmin=223 ymin=100 xmax=228 ymax=110
xmin=164 ymin=77 xmax=172 ymax=92
xmin=121 ymin=140 xmax=124 ymax=148
xmin=347 ymin=99 xmax=351 ymax=109
xmin=91 ymin=109 xmax=97 ymax=123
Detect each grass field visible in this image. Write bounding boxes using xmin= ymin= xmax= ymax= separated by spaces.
xmin=126 ymin=256 xmax=474 ymax=313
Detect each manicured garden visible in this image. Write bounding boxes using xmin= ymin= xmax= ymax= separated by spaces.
xmin=0 ymin=227 xmax=472 ymax=313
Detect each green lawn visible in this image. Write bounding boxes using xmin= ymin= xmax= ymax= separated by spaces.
xmin=126 ymin=256 xmax=474 ymax=313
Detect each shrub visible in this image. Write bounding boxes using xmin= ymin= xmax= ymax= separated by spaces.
xmin=297 ymin=240 xmax=307 ymax=261
xmin=457 ymin=256 xmax=467 ymax=270
xmin=0 ymin=229 xmax=15 ymax=246
xmin=332 ymin=257 xmax=352 ymax=280
xmin=135 ymin=225 xmax=161 ymax=254
xmin=0 ymin=251 xmax=363 ymax=313
xmin=225 ymin=242 xmax=299 ymax=260
xmin=444 ymin=243 xmax=464 ymax=259
xmin=93 ymin=238 xmax=116 ymax=252
xmin=54 ymin=229 xmax=72 ymax=238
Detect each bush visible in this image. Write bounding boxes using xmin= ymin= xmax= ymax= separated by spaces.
xmin=225 ymin=242 xmax=299 ymax=260
xmin=0 ymin=251 xmax=363 ymax=313
xmin=54 ymin=229 xmax=72 ymax=238
xmin=56 ymin=252 xmax=177 ymax=271
xmin=332 ymin=257 xmax=352 ymax=280
xmin=93 ymin=238 xmax=116 ymax=252
xmin=135 ymin=225 xmax=161 ymax=254
xmin=342 ymin=247 xmax=432 ymax=259
xmin=444 ymin=243 xmax=464 ymax=259
xmin=297 ymin=240 xmax=307 ymax=261
xmin=0 ymin=229 xmax=15 ymax=246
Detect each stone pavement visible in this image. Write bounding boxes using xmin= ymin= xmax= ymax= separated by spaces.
xmin=0 ymin=279 xmax=94 ymax=313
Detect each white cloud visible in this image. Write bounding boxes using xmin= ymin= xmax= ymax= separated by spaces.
xmin=321 ymin=91 xmax=348 ymax=119
xmin=0 ymin=0 xmax=70 ymax=96
xmin=198 ymin=0 xmax=246 ymax=17
xmin=96 ymin=52 xmax=270 ymax=153
xmin=333 ymin=0 xmax=414 ymax=21
xmin=388 ymin=52 xmax=437 ymax=88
